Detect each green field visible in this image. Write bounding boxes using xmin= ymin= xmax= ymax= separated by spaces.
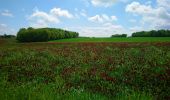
xmin=0 ymin=38 xmax=170 ymax=100
xmin=51 ymin=37 xmax=170 ymax=42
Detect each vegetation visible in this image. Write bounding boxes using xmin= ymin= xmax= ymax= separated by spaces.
xmin=132 ymin=30 xmax=170 ymax=37
xmin=0 ymin=38 xmax=170 ymax=100
xmin=51 ymin=37 xmax=170 ymax=42
xmin=16 ymin=27 xmax=79 ymax=42
xmin=111 ymin=34 xmax=127 ymax=37
xmin=15 ymin=28 xmax=170 ymax=43
xmin=0 ymin=34 xmax=15 ymax=38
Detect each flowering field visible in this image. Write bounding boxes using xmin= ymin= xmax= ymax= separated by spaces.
xmin=0 ymin=39 xmax=170 ymax=100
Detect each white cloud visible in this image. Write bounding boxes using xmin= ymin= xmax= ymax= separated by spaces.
xmin=80 ymin=12 xmax=87 ymax=17
xmin=102 ymin=14 xmax=110 ymax=20
xmin=30 ymin=10 xmax=59 ymax=23
xmin=129 ymin=26 xmax=143 ymax=33
xmin=126 ymin=1 xmax=170 ymax=29
xmin=88 ymin=14 xmax=117 ymax=23
xmin=88 ymin=15 xmax=104 ymax=22
xmin=50 ymin=8 xmax=73 ymax=18
xmin=91 ymin=0 xmax=117 ymax=7
xmin=28 ymin=7 xmax=73 ymax=28
xmin=0 ymin=24 xmax=7 ymax=27
xmin=129 ymin=26 xmax=154 ymax=34
xmin=0 ymin=24 xmax=16 ymax=35
xmin=80 ymin=9 xmax=87 ymax=17
xmin=126 ymin=2 xmax=153 ymax=15
xmin=111 ymin=16 xmax=117 ymax=21
xmin=157 ymin=0 xmax=170 ymax=9
xmin=74 ymin=9 xmax=87 ymax=18
xmin=29 ymin=19 xmax=50 ymax=28
xmin=66 ymin=23 xmax=127 ymax=37
xmin=1 ymin=10 xmax=13 ymax=17
xmin=91 ymin=0 xmax=131 ymax=7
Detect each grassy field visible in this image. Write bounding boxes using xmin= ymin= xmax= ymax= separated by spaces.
xmin=0 ymin=38 xmax=170 ymax=100
xmin=51 ymin=37 xmax=170 ymax=42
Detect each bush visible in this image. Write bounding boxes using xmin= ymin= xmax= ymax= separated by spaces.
xmin=111 ymin=34 xmax=127 ymax=38
xmin=132 ymin=30 xmax=170 ymax=37
xmin=16 ymin=27 xmax=79 ymax=42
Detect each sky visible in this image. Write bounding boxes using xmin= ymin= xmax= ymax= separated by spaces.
xmin=0 ymin=0 xmax=170 ymax=37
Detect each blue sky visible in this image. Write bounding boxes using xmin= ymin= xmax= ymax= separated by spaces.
xmin=0 ymin=0 xmax=170 ymax=37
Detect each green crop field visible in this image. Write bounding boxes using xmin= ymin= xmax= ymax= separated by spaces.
xmin=1 ymin=0 xmax=170 ymax=99
xmin=0 ymin=38 xmax=170 ymax=100
xmin=51 ymin=37 xmax=170 ymax=42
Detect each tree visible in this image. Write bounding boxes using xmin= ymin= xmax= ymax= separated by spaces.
xmin=132 ymin=30 xmax=170 ymax=37
xmin=16 ymin=27 xmax=79 ymax=42
xmin=111 ymin=34 xmax=127 ymax=37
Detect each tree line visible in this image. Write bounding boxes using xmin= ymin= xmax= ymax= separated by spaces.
xmin=0 ymin=34 xmax=15 ymax=38
xmin=132 ymin=30 xmax=170 ymax=37
xmin=111 ymin=34 xmax=127 ymax=37
xmin=16 ymin=27 xmax=79 ymax=42
xmin=110 ymin=30 xmax=170 ymax=37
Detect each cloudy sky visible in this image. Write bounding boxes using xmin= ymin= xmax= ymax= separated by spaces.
xmin=0 ymin=0 xmax=170 ymax=37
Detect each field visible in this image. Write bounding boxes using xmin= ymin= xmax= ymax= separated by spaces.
xmin=0 ymin=38 xmax=170 ymax=100
xmin=51 ymin=37 xmax=170 ymax=42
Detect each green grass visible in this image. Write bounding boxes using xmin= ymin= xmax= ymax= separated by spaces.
xmin=50 ymin=37 xmax=170 ymax=42
xmin=0 ymin=38 xmax=170 ymax=100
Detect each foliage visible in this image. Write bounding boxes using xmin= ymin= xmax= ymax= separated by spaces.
xmin=132 ymin=30 xmax=170 ymax=37
xmin=51 ymin=37 xmax=170 ymax=42
xmin=0 ymin=39 xmax=170 ymax=99
xmin=16 ymin=27 xmax=79 ymax=42
xmin=0 ymin=34 xmax=15 ymax=38
xmin=111 ymin=34 xmax=127 ymax=38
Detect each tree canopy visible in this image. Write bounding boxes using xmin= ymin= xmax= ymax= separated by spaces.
xmin=132 ymin=30 xmax=170 ymax=37
xmin=111 ymin=34 xmax=127 ymax=38
xmin=16 ymin=27 xmax=79 ymax=42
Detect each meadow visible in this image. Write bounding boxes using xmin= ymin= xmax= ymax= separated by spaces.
xmin=51 ymin=37 xmax=170 ymax=42
xmin=0 ymin=38 xmax=170 ymax=100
